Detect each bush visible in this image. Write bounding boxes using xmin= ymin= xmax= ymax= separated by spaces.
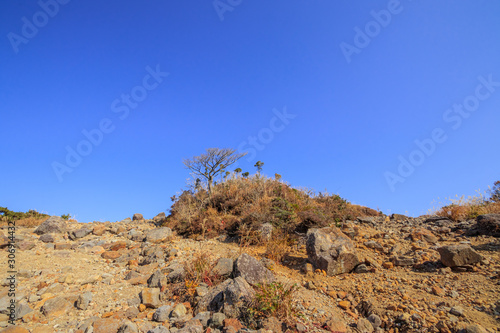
xmin=435 ymin=190 xmax=500 ymax=221
xmin=165 ymin=175 xmax=379 ymax=241
xmin=0 ymin=207 xmax=49 ymax=226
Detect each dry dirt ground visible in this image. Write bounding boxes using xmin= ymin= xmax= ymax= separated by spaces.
xmin=1 ymin=216 xmax=499 ymax=333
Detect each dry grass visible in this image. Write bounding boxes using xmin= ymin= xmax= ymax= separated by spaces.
xmin=0 ymin=216 xmax=49 ymax=227
xmin=434 ymin=190 xmax=500 ymax=221
xmin=166 ymin=174 xmax=380 ymax=241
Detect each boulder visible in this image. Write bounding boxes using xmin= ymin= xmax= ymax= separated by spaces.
xmin=410 ymin=227 xmax=438 ymax=243
xmin=306 ymin=227 xmax=359 ymax=275
xmin=34 ymin=216 xmax=66 ymax=235
xmin=233 ymin=253 xmax=275 ymax=286
xmin=41 ymin=296 xmax=72 ymax=317
xmin=475 ymin=214 xmax=500 ymax=237
xmin=437 ymin=245 xmax=483 ymax=267
xmin=133 ymin=214 xmax=144 ymax=221
xmin=153 ymin=212 xmax=166 ymax=222
xmin=152 ymin=303 xmax=175 ymax=322
xmin=144 ymin=227 xmax=173 ymax=243
xmin=222 ymin=277 xmax=255 ymax=317
xmin=69 ymin=227 xmax=93 ymax=240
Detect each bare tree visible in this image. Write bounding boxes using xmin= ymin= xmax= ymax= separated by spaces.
xmin=183 ymin=148 xmax=247 ymax=195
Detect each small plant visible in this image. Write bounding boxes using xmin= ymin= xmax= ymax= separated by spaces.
xmin=489 ymin=180 xmax=500 ymax=202
xmin=61 ymin=214 xmax=71 ymax=220
xmin=264 ymin=230 xmax=292 ymax=263
xmin=242 ymin=172 xmax=250 ymax=178
xmin=248 ymin=282 xmax=298 ymax=323
xmin=254 ymin=161 xmax=264 ymax=175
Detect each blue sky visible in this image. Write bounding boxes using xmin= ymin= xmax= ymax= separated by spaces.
xmin=1 ymin=0 xmax=499 ymax=222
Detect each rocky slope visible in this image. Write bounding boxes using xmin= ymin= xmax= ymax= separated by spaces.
xmin=1 ymin=213 xmax=499 ymax=333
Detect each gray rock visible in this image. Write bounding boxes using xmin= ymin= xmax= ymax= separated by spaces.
xmin=34 ymin=216 xmax=66 ymax=235
xmin=145 ymin=227 xmax=173 ymax=243
xmin=177 ymin=326 xmax=203 ymax=333
xmin=140 ymin=288 xmax=161 ymax=308
xmin=356 ymin=318 xmax=373 ymax=333
xmin=464 ymin=324 xmax=487 ymax=333
xmin=69 ymin=227 xmax=93 ymax=240
xmin=133 ymin=214 xmax=144 ymax=221
xmin=437 ymin=245 xmax=483 ymax=267
xmin=193 ymin=311 xmax=211 ymax=327
xmin=76 ymin=291 xmax=93 ymax=310
xmin=475 ymin=214 xmax=500 ymax=237
xmin=213 ymin=258 xmax=233 ymax=277
xmin=128 ymin=229 xmax=145 ymax=242
xmin=367 ymin=314 xmax=381 ymax=329
xmin=14 ymin=301 xmax=33 ymax=320
xmin=306 ymin=227 xmax=359 ymax=275
xmin=170 ymin=303 xmax=187 ymax=318
xmin=118 ymin=320 xmax=139 ymax=333
xmin=364 ymin=241 xmax=384 ymax=251
xmin=141 ymin=249 xmax=167 ymax=266
xmin=41 ymin=296 xmax=72 ymax=316
xmin=148 ymin=270 xmax=166 ymax=288
xmin=165 ymin=263 xmax=186 ymax=282
xmin=39 ymin=234 xmax=55 ymax=243
xmin=222 ymin=276 xmax=255 ymax=317
xmin=147 ymin=327 xmax=170 ymax=333
xmin=197 ymin=279 xmax=233 ymax=313
xmin=195 ymin=286 xmax=208 ymax=297
xmin=153 ymin=303 xmax=175 ymax=322
xmin=153 ymin=212 xmax=166 ymax=222
xmin=450 ymin=306 xmax=464 ymax=316
xmin=210 ymin=312 xmax=226 ymax=328
xmin=354 ymin=264 xmax=370 ymax=274
xmin=233 ymin=253 xmax=275 ymax=286
xmin=392 ymin=256 xmax=416 ymax=266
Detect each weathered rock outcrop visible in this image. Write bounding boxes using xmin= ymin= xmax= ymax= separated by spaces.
xmin=306 ymin=227 xmax=359 ymax=275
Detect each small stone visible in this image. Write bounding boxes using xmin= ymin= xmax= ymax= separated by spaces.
xmin=357 ymin=318 xmax=374 ymax=333
xmin=153 ymin=303 xmax=174 ymax=322
xmin=211 ymin=312 xmax=226 ymax=327
xmin=118 ymin=320 xmax=139 ymax=333
xmin=354 ymin=264 xmax=369 ymax=274
xmin=170 ymin=303 xmax=187 ymax=318
xmin=93 ymin=318 xmax=121 ymax=333
xmin=213 ymin=258 xmax=233 ymax=277
xmin=102 ymin=251 xmax=122 ymax=260
xmin=76 ymin=291 xmax=93 ymax=310
xmin=432 ymin=286 xmax=445 ymax=296
xmin=39 ymin=234 xmax=54 ymax=243
xmin=382 ymin=262 xmax=394 ymax=269
xmin=140 ymin=288 xmax=161 ymax=308
xmin=338 ymin=300 xmax=350 ymax=310
xmin=41 ymin=296 xmax=72 ymax=317
xmin=367 ymin=313 xmax=382 ymax=329
xmin=450 ymin=306 xmax=464 ymax=316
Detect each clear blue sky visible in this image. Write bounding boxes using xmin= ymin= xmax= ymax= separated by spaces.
xmin=1 ymin=1 xmax=499 ymax=222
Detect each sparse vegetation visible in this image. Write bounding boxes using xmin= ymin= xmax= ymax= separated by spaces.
xmin=165 ymin=173 xmax=380 ymax=242
xmin=434 ymin=182 xmax=500 ymax=221
xmin=246 ymin=282 xmax=298 ymax=325
xmin=183 ymin=148 xmax=247 ymax=195
xmin=0 ymin=207 xmax=49 ymax=227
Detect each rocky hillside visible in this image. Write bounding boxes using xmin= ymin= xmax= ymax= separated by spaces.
xmin=1 ymin=213 xmax=500 ymax=333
